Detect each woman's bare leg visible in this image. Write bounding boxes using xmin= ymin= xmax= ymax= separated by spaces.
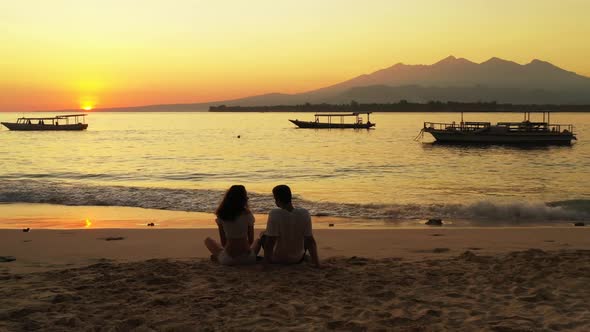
xmin=204 ymin=237 xmax=223 ymax=257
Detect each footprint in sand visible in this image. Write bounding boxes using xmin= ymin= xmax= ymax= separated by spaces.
xmin=99 ymin=237 xmax=126 ymax=241
xmin=0 ymin=256 xmax=17 ymax=263
xmin=412 ymin=248 xmax=450 ymax=253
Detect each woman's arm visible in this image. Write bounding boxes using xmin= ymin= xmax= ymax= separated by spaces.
xmin=217 ymin=223 xmax=227 ymax=247
xmin=248 ymin=225 xmax=254 ymax=246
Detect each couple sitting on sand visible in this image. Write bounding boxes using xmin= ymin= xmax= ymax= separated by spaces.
xmin=204 ymin=184 xmax=320 ymax=268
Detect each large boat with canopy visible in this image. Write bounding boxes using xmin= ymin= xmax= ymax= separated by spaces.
xmin=289 ymin=112 xmax=375 ymax=129
xmin=1 ymin=114 xmax=88 ymax=131
xmin=421 ymin=112 xmax=576 ymax=144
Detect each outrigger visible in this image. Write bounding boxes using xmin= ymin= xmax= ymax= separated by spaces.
xmin=420 ymin=112 xmax=576 ymax=144
xmin=1 ymin=114 xmax=88 ymax=131
xmin=289 ymin=112 xmax=375 ymax=129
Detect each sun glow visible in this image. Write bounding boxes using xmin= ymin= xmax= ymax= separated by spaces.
xmin=85 ymin=218 xmax=92 ymax=228
xmin=79 ymin=94 xmax=98 ymax=111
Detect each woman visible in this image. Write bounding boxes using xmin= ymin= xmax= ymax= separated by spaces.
xmin=204 ymin=185 xmax=257 ymax=265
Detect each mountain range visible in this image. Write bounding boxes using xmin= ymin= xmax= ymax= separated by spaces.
xmin=95 ymin=56 xmax=590 ymax=111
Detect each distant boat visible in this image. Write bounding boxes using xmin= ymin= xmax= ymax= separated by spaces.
xmin=422 ymin=112 xmax=576 ymax=144
xmin=1 ymin=114 xmax=88 ymax=131
xmin=289 ymin=112 xmax=375 ymax=129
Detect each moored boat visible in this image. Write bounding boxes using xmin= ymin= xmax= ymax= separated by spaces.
xmin=289 ymin=112 xmax=375 ymax=129
xmin=1 ymin=114 xmax=88 ymax=131
xmin=422 ymin=112 xmax=576 ymax=144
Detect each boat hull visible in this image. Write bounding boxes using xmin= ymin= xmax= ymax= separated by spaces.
xmin=1 ymin=122 xmax=88 ymax=131
xmin=425 ymin=130 xmax=575 ymax=144
xmin=289 ymin=119 xmax=375 ymax=129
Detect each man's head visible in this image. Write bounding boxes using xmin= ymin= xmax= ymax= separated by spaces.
xmin=272 ymin=185 xmax=292 ymax=207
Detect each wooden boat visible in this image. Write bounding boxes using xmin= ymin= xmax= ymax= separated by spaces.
xmin=1 ymin=114 xmax=88 ymax=131
xmin=289 ymin=112 xmax=375 ymax=129
xmin=422 ymin=112 xmax=576 ymax=144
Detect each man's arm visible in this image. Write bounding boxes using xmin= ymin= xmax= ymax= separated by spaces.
xmin=304 ymin=236 xmax=320 ymax=268
xmin=263 ymin=210 xmax=279 ymax=264
xmin=263 ymin=236 xmax=277 ymax=264
xmin=302 ymin=210 xmax=319 ymax=267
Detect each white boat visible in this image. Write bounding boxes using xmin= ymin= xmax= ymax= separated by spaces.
xmin=422 ymin=112 xmax=576 ymax=144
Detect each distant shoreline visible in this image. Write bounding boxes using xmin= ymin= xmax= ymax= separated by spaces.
xmin=209 ymin=102 xmax=590 ymax=113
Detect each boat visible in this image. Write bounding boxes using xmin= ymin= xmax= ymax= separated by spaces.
xmin=289 ymin=112 xmax=375 ymax=129
xmin=422 ymin=112 xmax=576 ymax=144
xmin=1 ymin=114 xmax=88 ymax=131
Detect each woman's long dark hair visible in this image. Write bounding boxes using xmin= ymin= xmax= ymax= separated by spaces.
xmin=215 ymin=185 xmax=249 ymax=221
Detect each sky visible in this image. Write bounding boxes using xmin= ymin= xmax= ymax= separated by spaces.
xmin=1 ymin=0 xmax=590 ymax=111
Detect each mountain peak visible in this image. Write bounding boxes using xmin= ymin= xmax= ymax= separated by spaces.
xmin=482 ymin=57 xmax=507 ymax=64
xmin=480 ymin=57 xmax=525 ymax=68
xmin=527 ymin=59 xmax=554 ymax=67
xmin=435 ymin=55 xmax=457 ymax=64
xmin=434 ymin=55 xmax=476 ymax=66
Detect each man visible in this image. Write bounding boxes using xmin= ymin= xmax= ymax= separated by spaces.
xmin=259 ymin=185 xmax=320 ymax=268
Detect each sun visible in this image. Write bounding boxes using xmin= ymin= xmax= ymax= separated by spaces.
xmin=80 ymin=98 xmax=96 ymax=111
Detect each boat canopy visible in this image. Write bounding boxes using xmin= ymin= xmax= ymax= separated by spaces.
xmin=17 ymin=114 xmax=87 ymax=121
xmin=311 ymin=112 xmax=372 ymax=125
xmin=313 ymin=112 xmax=372 ymax=117
xmin=14 ymin=113 xmax=87 ymax=125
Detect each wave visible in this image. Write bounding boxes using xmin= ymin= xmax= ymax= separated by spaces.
xmin=0 ymin=180 xmax=588 ymax=224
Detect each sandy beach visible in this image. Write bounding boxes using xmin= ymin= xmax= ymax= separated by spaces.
xmin=1 ymin=227 xmax=590 ymax=331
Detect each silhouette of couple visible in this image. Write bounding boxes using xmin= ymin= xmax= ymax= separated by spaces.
xmin=204 ymin=185 xmax=320 ymax=268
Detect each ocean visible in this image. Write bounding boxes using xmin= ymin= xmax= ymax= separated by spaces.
xmin=1 ymin=111 xmax=589 ymax=227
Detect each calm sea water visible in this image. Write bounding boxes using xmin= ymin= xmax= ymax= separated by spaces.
xmin=1 ymin=111 xmax=589 ymax=225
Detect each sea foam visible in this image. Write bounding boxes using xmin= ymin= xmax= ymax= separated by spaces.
xmin=0 ymin=180 xmax=588 ymax=224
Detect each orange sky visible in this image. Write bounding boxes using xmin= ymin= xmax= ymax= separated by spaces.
xmin=1 ymin=0 xmax=590 ymax=111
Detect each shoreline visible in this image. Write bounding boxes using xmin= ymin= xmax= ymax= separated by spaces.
xmin=0 ymin=202 xmax=586 ymax=230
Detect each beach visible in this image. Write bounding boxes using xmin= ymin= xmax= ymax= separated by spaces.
xmin=2 ymin=227 xmax=590 ymax=331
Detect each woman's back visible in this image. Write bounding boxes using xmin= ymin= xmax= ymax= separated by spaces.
xmin=217 ymin=212 xmax=254 ymax=239
xmin=217 ymin=212 xmax=254 ymax=257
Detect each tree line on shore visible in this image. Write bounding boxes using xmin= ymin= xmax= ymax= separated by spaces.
xmin=209 ymin=100 xmax=590 ymax=112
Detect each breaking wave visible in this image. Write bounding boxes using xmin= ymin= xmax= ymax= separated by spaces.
xmin=0 ymin=180 xmax=588 ymax=225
